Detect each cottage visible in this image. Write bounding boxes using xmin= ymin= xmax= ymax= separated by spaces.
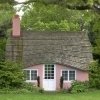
xmin=6 ymin=15 xmax=93 ymax=91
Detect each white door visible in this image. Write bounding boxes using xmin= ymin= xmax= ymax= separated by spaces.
xmin=43 ymin=64 xmax=56 ymax=91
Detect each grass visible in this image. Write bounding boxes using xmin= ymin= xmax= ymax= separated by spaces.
xmin=0 ymin=90 xmax=100 ymax=100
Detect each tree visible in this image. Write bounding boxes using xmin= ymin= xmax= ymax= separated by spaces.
xmin=0 ymin=0 xmax=99 ymax=13
xmin=0 ymin=1 xmax=14 ymax=61
xmin=89 ymin=61 xmax=100 ymax=89
xmin=0 ymin=60 xmax=24 ymax=88
xmin=88 ymin=13 xmax=100 ymax=61
xmin=21 ymin=3 xmax=94 ymax=31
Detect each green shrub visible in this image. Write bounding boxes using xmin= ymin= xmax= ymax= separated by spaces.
xmin=70 ymin=80 xmax=89 ymax=93
xmin=89 ymin=61 xmax=100 ymax=89
xmin=0 ymin=60 xmax=24 ymax=89
xmin=0 ymin=82 xmax=39 ymax=94
xmin=22 ymin=82 xmax=39 ymax=92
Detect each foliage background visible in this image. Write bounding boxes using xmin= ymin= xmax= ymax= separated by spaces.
xmin=0 ymin=0 xmax=100 ymax=89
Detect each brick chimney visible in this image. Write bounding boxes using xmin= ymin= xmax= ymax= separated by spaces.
xmin=12 ymin=15 xmax=20 ymax=37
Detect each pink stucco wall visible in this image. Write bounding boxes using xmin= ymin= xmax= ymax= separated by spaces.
xmin=12 ymin=15 xmax=20 ymax=37
xmin=76 ymin=70 xmax=88 ymax=81
xmin=24 ymin=64 xmax=88 ymax=90
xmin=56 ymin=64 xmax=89 ymax=90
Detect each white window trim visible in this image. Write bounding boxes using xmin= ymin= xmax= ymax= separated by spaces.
xmin=24 ymin=69 xmax=38 ymax=82
xmin=61 ymin=69 xmax=76 ymax=83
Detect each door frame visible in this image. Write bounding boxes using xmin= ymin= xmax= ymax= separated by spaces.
xmin=43 ymin=64 xmax=56 ymax=91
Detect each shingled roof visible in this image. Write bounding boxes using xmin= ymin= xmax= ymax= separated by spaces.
xmin=6 ymin=31 xmax=93 ymax=70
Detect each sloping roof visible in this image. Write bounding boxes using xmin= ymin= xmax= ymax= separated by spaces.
xmin=6 ymin=31 xmax=93 ymax=70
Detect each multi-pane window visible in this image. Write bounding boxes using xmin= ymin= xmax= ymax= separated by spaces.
xmin=26 ymin=70 xmax=30 ymax=80
xmin=31 ymin=70 xmax=37 ymax=80
xmin=62 ymin=70 xmax=75 ymax=81
xmin=45 ymin=64 xmax=54 ymax=79
xmin=24 ymin=70 xmax=37 ymax=81
xmin=62 ymin=71 xmax=68 ymax=80
xmin=69 ymin=71 xmax=75 ymax=80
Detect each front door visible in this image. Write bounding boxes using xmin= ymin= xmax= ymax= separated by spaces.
xmin=43 ymin=64 xmax=56 ymax=91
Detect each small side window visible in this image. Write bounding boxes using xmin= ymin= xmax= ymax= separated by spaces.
xmin=62 ymin=70 xmax=76 ymax=81
xmin=24 ymin=69 xmax=37 ymax=82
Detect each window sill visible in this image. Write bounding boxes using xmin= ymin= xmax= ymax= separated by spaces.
xmin=63 ymin=80 xmax=74 ymax=83
xmin=25 ymin=80 xmax=37 ymax=83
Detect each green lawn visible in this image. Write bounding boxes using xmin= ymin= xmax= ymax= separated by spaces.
xmin=0 ymin=90 xmax=100 ymax=100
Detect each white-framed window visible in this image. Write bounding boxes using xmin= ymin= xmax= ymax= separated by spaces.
xmin=69 ymin=71 xmax=75 ymax=81
xmin=62 ymin=70 xmax=68 ymax=80
xmin=62 ymin=70 xmax=76 ymax=82
xmin=24 ymin=69 xmax=38 ymax=82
